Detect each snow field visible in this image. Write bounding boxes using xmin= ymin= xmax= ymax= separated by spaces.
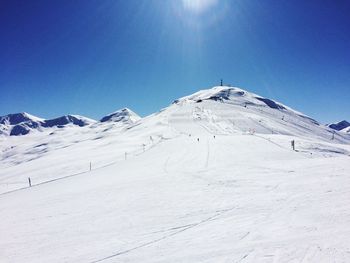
xmin=1 ymin=86 xmax=350 ymax=262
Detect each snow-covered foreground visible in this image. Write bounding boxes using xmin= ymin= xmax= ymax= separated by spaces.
xmin=1 ymin=133 xmax=350 ymax=262
xmin=1 ymin=86 xmax=350 ymax=262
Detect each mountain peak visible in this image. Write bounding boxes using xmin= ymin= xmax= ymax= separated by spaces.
xmin=0 ymin=112 xmax=44 ymax=125
xmin=0 ymin=112 xmax=96 ymax=136
xmin=174 ymin=86 xmax=245 ymax=103
xmin=42 ymin=115 xmax=95 ymax=128
xmin=174 ymin=86 xmax=300 ymax=114
xmin=100 ymin=108 xmax=141 ymax=123
xmin=0 ymin=112 xmax=44 ymax=136
xmin=327 ymin=120 xmax=350 ymax=131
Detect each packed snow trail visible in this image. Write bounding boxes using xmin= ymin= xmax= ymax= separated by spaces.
xmin=1 ymin=131 xmax=350 ymax=262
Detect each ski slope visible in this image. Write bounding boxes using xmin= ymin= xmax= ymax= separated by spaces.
xmin=1 ymin=86 xmax=350 ymax=262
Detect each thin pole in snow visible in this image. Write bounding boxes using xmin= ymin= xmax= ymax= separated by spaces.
xmin=28 ymin=177 xmax=32 ymax=187
xmin=220 ymin=79 xmax=223 ymax=86
xmin=291 ymin=140 xmax=295 ymax=151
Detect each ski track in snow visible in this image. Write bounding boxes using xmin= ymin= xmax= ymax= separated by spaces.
xmin=90 ymin=210 xmax=228 ymax=263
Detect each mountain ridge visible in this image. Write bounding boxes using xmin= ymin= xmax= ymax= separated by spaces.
xmin=0 ymin=108 xmax=141 ymax=136
xmin=0 ymin=86 xmax=347 ymax=140
xmin=327 ymin=120 xmax=350 ymax=131
xmin=100 ymin=108 xmax=141 ymax=123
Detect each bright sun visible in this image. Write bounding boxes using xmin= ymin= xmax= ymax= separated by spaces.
xmin=181 ymin=0 xmax=219 ymax=14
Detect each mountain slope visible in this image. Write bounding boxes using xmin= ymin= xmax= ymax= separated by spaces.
xmin=327 ymin=120 xmax=350 ymax=131
xmin=1 ymin=114 xmax=350 ymax=262
xmin=0 ymin=112 xmax=44 ymax=125
xmin=0 ymin=108 xmax=142 ymax=137
xmin=42 ymin=115 xmax=95 ymax=128
xmin=100 ymin=108 xmax=141 ymax=123
xmin=1 ymin=86 xmax=349 ymax=192
xmin=0 ymin=112 xmax=96 ymax=136
xmin=171 ymin=86 xmax=348 ymax=143
xmin=1 ymin=86 xmax=350 ymax=262
xmin=341 ymin=126 xmax=350 ymax=133
xmin=0 ymin=112 xmax=44 ymax=136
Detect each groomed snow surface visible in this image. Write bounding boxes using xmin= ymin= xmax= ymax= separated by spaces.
xmin=1 ymin=86 xmax=350 ymax=262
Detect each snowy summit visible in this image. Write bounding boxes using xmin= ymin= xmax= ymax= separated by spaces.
xmin=0 ymin=112 xmax=95 ymax=136
xmin=327 ymin=120 xmax=350 ymax=131
xmin=100 ymin=108 xmax=141 ymax=123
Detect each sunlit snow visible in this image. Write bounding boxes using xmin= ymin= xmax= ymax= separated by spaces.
xmin=1 ymin=86 xmax=350 ymax=262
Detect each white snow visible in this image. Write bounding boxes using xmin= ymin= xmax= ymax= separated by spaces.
xmin=100 ymin=108 xmax=141 ymax=123
xmin=0 ymin=112 xmax=97 ymax=136
xmin=1 ymin=86 xmax=350 ymax=262
xmin=327 ymin=120 xmax=350 ymax=131
xmin=341 ymin=126 xmax=350 ymax=133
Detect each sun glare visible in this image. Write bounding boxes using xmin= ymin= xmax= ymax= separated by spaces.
xmin=172 ymin=0 xmax=228 ymax=29
xmin=181 ymin=0 xmax=219 ymax=14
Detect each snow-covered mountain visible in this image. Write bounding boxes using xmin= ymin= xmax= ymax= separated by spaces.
xmin=100 ymin=108 xmax=140 ymax=123
xmin=0 ymin=112 xmax=44 ymax=125
xmin=1 ymin=86 xmax=350 ymax=263
xmin=327 ymin=120 xmax=350 ymax=131
xmin=0 ymin=112 xmax=96 ymax=136
xmin=171 ymin=86 xmax=348 ymax=143
xmin=0 ymin=112 xmax=44 ymax=136
xmin=0 ymin=108 xmax=141 ymax=137
xmin=42 ymin=114 xmax=95 ymax=128
xmin=1 ymin=87 xmax=346 ymax=141
xmin=1 ymin=86 xmax=349 ymax=173
xmin=1 ymin=86 xmax=349 ymax=182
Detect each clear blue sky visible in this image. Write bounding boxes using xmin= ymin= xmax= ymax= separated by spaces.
xmin=1 ymin=0 xmax=349 ymax=123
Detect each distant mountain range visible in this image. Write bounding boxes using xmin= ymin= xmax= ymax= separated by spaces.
xmin=0 ymin=108 xmax=140 ymax=136
xmin=0 ymin=87 xmax=348 ymax=138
